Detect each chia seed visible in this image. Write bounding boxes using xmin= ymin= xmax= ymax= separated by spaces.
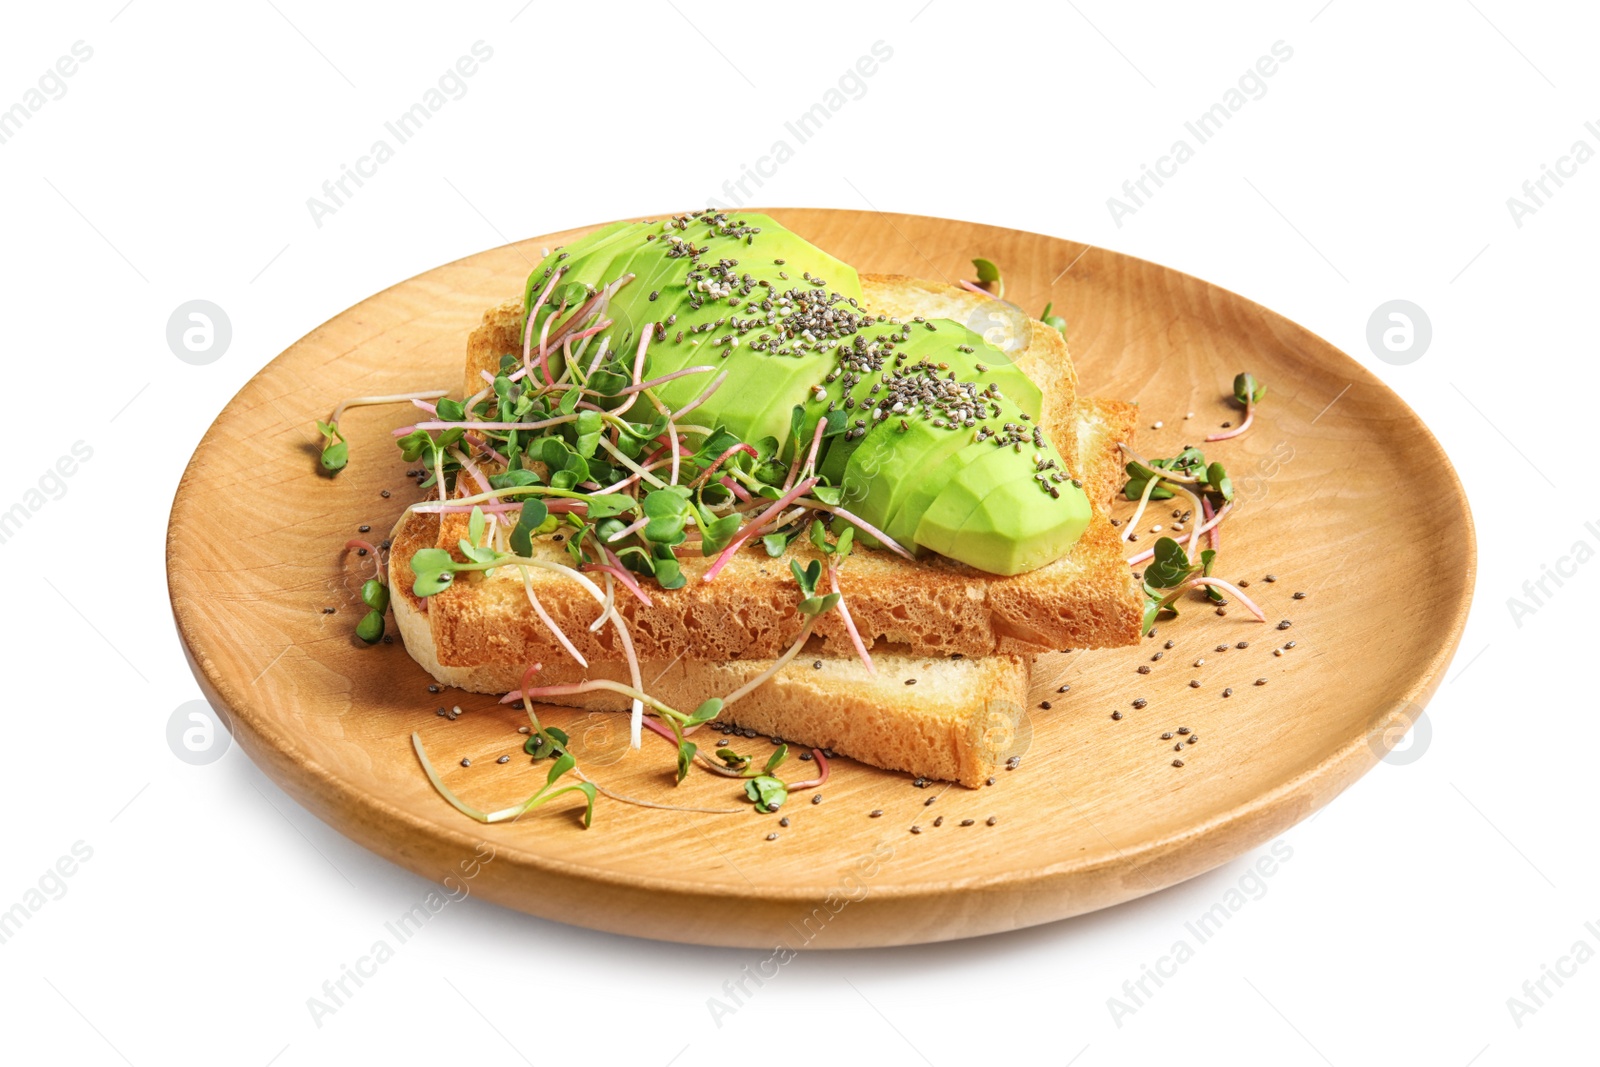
xmin=497 ymin=755 xmax=510 ymax=764
xmin=870 ymin=809 xmax=883 ymax=818
xmin=986 ymin=816 xmax=998 ymax=826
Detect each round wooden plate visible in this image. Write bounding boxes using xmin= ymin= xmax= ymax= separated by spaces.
xmin=167 ymin=209 xmax=1474 ymax=948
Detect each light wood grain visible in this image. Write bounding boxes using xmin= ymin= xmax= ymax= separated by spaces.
xmin=166 ymin=210 xmax=1475 ymax=948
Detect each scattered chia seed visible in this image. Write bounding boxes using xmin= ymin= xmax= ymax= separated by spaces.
xmin=934 ymin=816 xmax=944 ymax=827
xmin=961 ymin=819 xmax=975 ymax=826
xmin=800 ymin=751 xmax=812 ymax=760
xmin=1177 ymin=727 xmax=1190 ymax=735
xmin=813 ymin=660 xmax=822 ymax=669
xmin=322 ymin=607 xmax=335 ymax=614
xmin=358 ymin=525 xmax=371 ymax=533
xmin=1040 ymin=700 xmax=1052 ymax=710
xmin=1189 ymin=680 xmax=1201 ymax=688
xmin=811 ymin=794 xmax=822 ymax=804
xmin=1255 ymin=677 xmax=1268 ymax=686
xmin=1152 ymin=652 xmax=1164 ymax=661
xmin=427 ymin=684 xmax=440 ymax=693
xmin=459 ymin=758 xmax=471 ymax=767
xmin=1216 ymin=644 xmax=1229 ymax=653
xmin=717 ymin=739 xmax=729 ymax=747
xmin=910 ymin=826 xmax=922 ymax=834
xmin=1162 ymin=732 xmax=1173 ymax=740
xmin=1175 ymin=743 xmax=1185 ymax=752
xmin=1187 ymin=736 xmax=1199 ymax=745
xmin=1264 ymin=574 xmax=1278 ymax=583
xmin=870 ymin=809 xmax=883 ymax=818
xmin=767 ymin=833 xmax=779 ymax=841
xmin=380 ymin=490 xmax=390 ymax=498
xmin=1223 ymin=688 xmax=1233 ymax=697
xmin=986 ymin=816 xmax=998 ymax=826
xmin=497 ymin=755 xmax=510 ymax=764
xmin=924 ymin=796 xmax=936 ymax=806
xmin=779 ymin=817 xmax=790 ymax=827
xmin=1172 ymin=759 xmax=1185 ymax=768
xmin=1293 ymin=591 xmax=1307 ymax=600
xmin=1277 ymin=620 xmax=1293 ymax=630
xmin=1194 ymin=658 xmax=1205 ymax=667
xmin=905 ymin=678 xmax=917 ymax=686
xmin=1236 ymin=641 xmax=1249 ymax=649
xmin=1274 ymin=649 xmax=1283 ymax=657
xmin=986 ymin=776 xmax=997 ymax=786
xmin=518 ymin=726 xmax=530 ymax=733
xmin=1058 ymin=684 xmax=1070 ymax=693
xmin=1133 ymin=698 xmax=1148 ymax=709
xmin=1285 ymin=641 xmax=1297 ymax=649
xmin=1164 ymin=640 xmax=1175 ymax=649
xmin=1111 ymin=711 xmax=1123 ymax=720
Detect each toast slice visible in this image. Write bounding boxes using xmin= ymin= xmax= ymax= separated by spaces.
xmin=422 ymin=278 xmax=1140 ymax=663
xmin=390 ymin=396 xmax=1137 ymax=787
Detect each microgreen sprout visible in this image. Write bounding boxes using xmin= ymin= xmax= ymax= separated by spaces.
xmin=1040 ymin=301 xmax=1068 ymax=338
xmin=966 ymin=257 xmax=1005 ymax=301
xmin=1207 ymin=372 xmax=1266 ymax=441
xmin=1138 ymin=536 xmax=1266 ymax=634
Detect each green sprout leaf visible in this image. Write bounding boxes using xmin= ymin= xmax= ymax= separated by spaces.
xmin=744 ymin=775 xmax=788 ymax=814
xmin=355 ymin=610 xmax=384 ymax=643
xmin=1040 ymin=301 xmax=1068 ymax=337
xmin=510 ymin=499 xmax=549 ymax=557
xmin=764 ymin=743 xmax=789 ymax=775
xmin=676 ymin=741 xmax=697 ymax=784
xmin=1205 ymin=461 xmax=1233 ymax=504
xmin=972 ymin=257 xmax=1004 ymax=299
xmin=763 ymin=530 xmax=792 ymax=556
xmin=360 ymin=579 xmax=389 ymax=613
xmin=1145 ymin=537 xmax=1197 ymax=591
xmin=1233 ymin=372 xmax=1266 ymax=406
xmin=686 ymin=698 xmax=724 ymax=727
xmin=317 ymin=420 xmax=348 ymax=473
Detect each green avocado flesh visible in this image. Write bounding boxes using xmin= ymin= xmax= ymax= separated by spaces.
xmin=521 ymin=212 xmax=1088 ymax=575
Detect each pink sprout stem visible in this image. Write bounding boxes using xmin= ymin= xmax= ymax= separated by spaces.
xmin=1126 ymin=502 xmax=1233 ymax=565
xmin=788 ymin=749 xmax=830 ymax=791
xmin=1206 ymin=401 xmax=1254 ymax=442
xmin=1186 ymin=577 xmax=1266 ymax=621
xmin=1203 ymin=496 xmax=1220 ymax=552
xmin=703 ymin=477 xmax=820 ymax=582
xmin=670 ymin=370 xmax=728 ymax=420
xmin=695 ymin=443 xmax=758 ymax=487
xmin=829 ymin=559 xmax=874 ymax=673
xmin=792 ymin=500 xmax=916 ymax=561
xmin=720 ymin=476 xmax=752 ymax=502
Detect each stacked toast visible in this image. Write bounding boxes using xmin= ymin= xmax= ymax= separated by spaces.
xmin=391 ymin=274 xmax=1140 ymax=786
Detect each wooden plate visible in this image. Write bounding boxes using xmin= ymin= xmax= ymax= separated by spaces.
xmin=167 ymin=209 xmax=1474 ymax=948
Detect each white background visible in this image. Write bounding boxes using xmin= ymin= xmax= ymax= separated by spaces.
xmin=0 ymin=2 xmax=1591 ymax=1064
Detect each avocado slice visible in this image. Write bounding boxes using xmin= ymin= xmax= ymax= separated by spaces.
xmin=914 ymin=443 xmax=1090 ymax=574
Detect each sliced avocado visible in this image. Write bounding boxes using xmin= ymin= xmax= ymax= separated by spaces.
xmin=516 ymin=210 xmax=1088 ymax=576
xmin=915 ymin=445 xmax=1090 ymax=574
